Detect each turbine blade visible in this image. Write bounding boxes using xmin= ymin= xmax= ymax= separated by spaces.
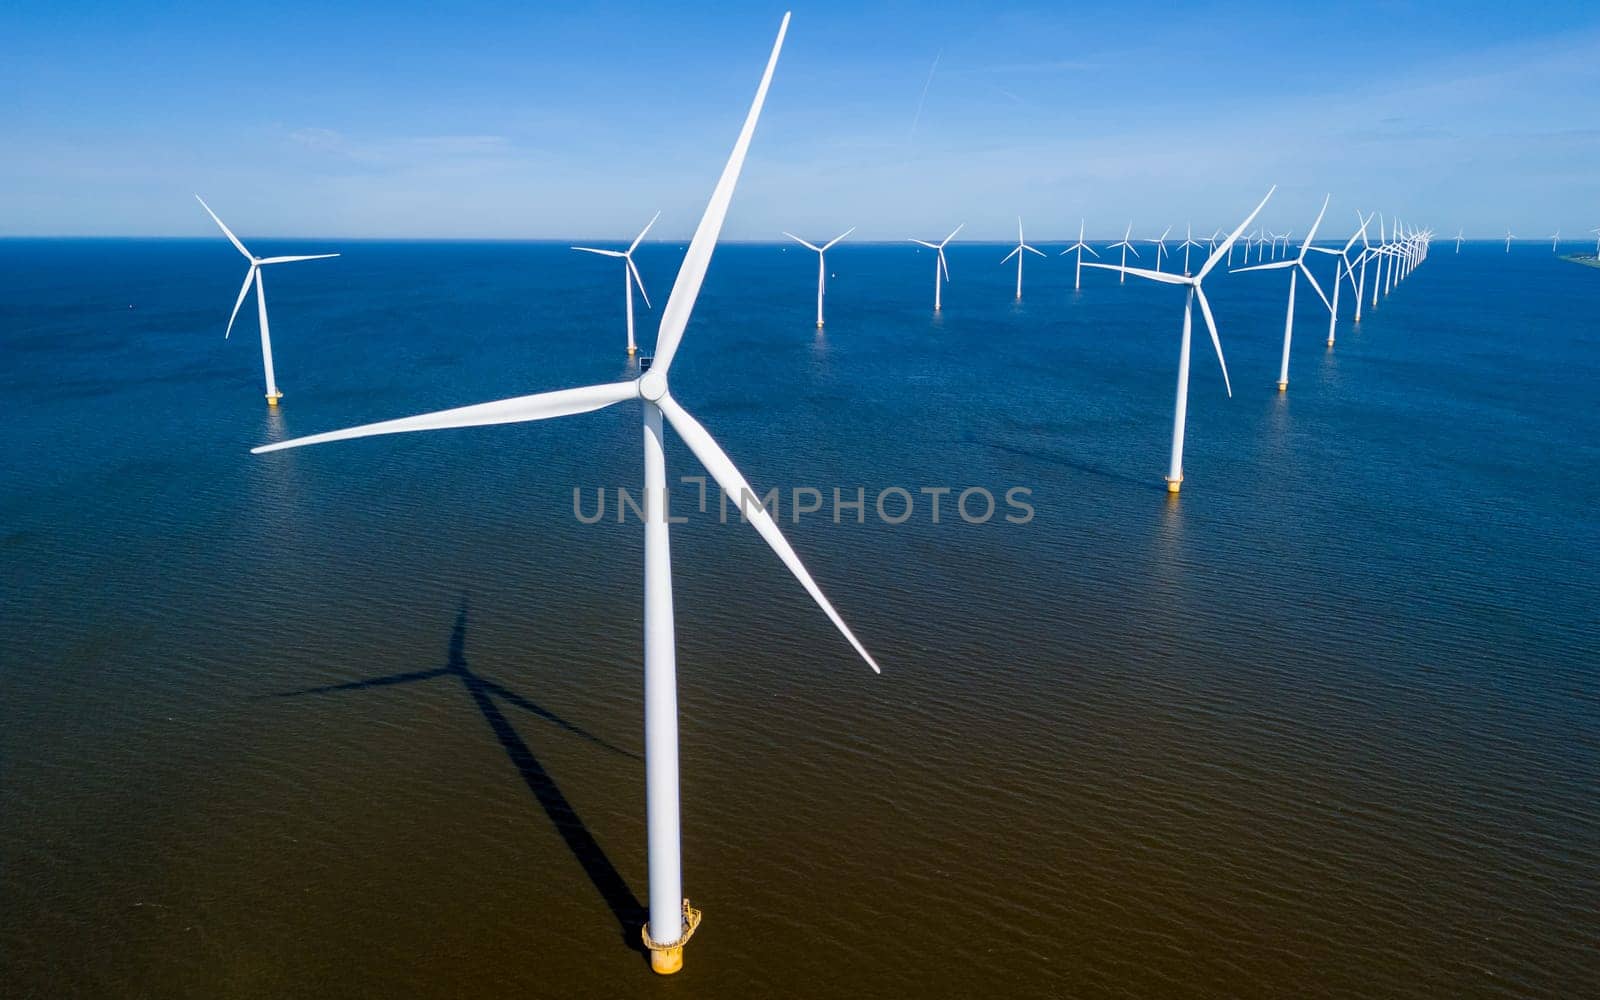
xmin=939 ymin=248 xmax=949 ymax=282
xmin=628 ymin=256 xmax=651 ymax=309
xmin=573 ymin=247 xmax=626 ymax=257
xmin=940 ymin=222 xmax=965 ymax=246
xmin=657 ymin=394 xmax=879 ymax=673
xmin=225 ymin=266 xmax=256 ymax=340
xmin=256 ymin=253 xmax=340 ymax=264
xmin=819 ymin=226 xmax=855 ymax=251
xmin=1229 ymin=260 xmax=1295 ymax=273
xmin=1081 ymin=262 xmax=1188 ymax=285
xmin=1299 ymin=194 xmax=1331 ymax=257
xmin=651 ymin=12 xmax=789 ymax=376
xmin=1300 ymin=262 xmax=1332 ymax=312
xmin=628 ymin=210 xmax=662 ymax=254
xmin=1197 ymin=185 xmax=1275 ymax=281
xmin=910 ymin=239 xmax=940 ymax=249
xmin=1024 ymin=244 xmax=1046 ymax=257
xmin=783 ymin=232 xmax=823 ymax=252
xmin=1193 ymin=286 xmax=1232 ymax=398
xmin=1001 ymin=247 xmax=1020 ymax=263
xmin=251 ymin=381 xmax=638 ymax=455
xmin=195 ymin=195 xmax=252 ymax=259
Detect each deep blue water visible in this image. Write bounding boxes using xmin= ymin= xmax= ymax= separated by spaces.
xmin=2 ymin=237 xmax=1596 ymax=998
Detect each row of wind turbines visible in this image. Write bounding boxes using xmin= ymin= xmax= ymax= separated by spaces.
xmin=190 ymin=11 xmax=1449 ymax=977
xmin=1499 ymin=227 xmax=1600 ymax=255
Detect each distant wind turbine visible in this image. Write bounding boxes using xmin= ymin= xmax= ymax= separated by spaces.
xmin=250 ymin=14 xmax=875 ymax=978
xmin=195 ymin=196 xmax=338 ymax=406
xmin=1550 ymin=229 xmax=1561 ymax=252
xmin=1308 ymin=212 xmax=1370 ymax=347
xmin=1146 ymin=226 xmax=1172 ymax=273
xmin=1080 ymin=187 xmax=1274 ymax=494
xmin=910 ymin=224 xmax=964 ymax=310
xmin=1504 ymin=229 xmax=1516 ymax=253
xmin=1178 ymin=224 xmax=1205 ymax=275
xmin=1107 ymin=223 xmax=1141 ymax=284
xmin=1058 ymin=219 xmax=1100 ymax=291
xmin=1000 ymin=217 xmax=1046 ymax=299
xmin=573 ymin=211 xmax=660 ymax=356
xmin=1233 ymin=194 xmax=1332 ymax=392
xmin=782 ymin=226 xmax=854 ymax=327
xmin=1455 ymin=228 xmax=1464 ymax=253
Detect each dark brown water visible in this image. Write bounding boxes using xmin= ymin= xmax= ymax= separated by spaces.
xmin=3 ymin=241 xmax=1596 ymax=997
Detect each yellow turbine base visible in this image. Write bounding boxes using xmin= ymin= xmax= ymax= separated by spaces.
xmin=642 ymin=899 xmax=700 ymax=976
xmin=1276 ymin=381 xmax=1288 ymax=392
xmin=1166 ymin=478 xmax=1182 ymax=494
xmin=1327 ymin=339 xmax=1335 ymax=347
xmin=650 ymin=947 xmax=684 ymax=975
xmin=266 ymin=394 xmax=281 ymax=406
xmin=628 ymin=346 xmax=637 ymax=356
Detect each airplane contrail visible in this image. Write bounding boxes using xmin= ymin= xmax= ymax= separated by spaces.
xmin=909 ymin=49 xmax=942 ymax=142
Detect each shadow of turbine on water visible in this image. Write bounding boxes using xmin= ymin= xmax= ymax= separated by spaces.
xmin=272 ymin=600 xmax=647 ymax=955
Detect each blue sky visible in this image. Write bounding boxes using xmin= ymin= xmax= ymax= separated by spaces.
xmin=3 ymin=2 xmax=1597 ymax=240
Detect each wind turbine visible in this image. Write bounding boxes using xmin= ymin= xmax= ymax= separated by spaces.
xmin=782 ymin=226 xmax=854 ymax=327
xmin=1308 ymin=213 xmax=1370 ymax=347
xmin=1058 ymin=219 xmax=1099 ymax=291
xmin=1233 ymin=194 xmax=1332 ymax=392
xmin=1351 ymin=211 xmax=1373 ymax=325
xmin=1106 ymin=222 xmax=1141 ymax=284
xmin=1000 ymin=217 xmax=1046 ymax=300
xmin=195 ymin=196 xmax=338 ymax=406
xmin=1550 ymin=229 xmax=1561 ymax=252
xmin=1504 ymin=229 xmax=1516 ymax=253
xmin=1146 ymin=226 xmax=1172 ymax=273
xmin=250 ymin=15 xmax=875 ymax=977
xmin=910 ymin=224 xmax=964 ymax=310
xmin=573 ymin=211 xmax=660 ymax=356
xmin=1592 ymin=227 xmax=1600 ymax=258
xmin=1080 ymin=187 xmax=1274 ymax=494
xmin=1178 ymin=224 xmax=1204 ymax=274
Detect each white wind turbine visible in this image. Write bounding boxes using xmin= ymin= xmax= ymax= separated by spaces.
xmin=1058 ymin=219 xmax=1100 ymax=291
xmin=909 ymin=224 xmax=964 ymax=310
xmin=1146 ymin=226 xmax=1172 ymax=272
xmin=251 ymin=14 xmax=874 ymax=977
xmin=1000 ymin=217 xmax=1046 ymax=300
xmin=1350 ymin=211 xmax=1374 ymax=325
xmin=1455 ymin=228 xmax=1464 ymax=253
xmin=1308 ymin=213 xmax=1370 ymax=347
xmin=1504 ymin=228 xmax=1516 ymax=253
xmin=782 ymin=226 xmax=854 ymax=327
xmin=1592 ymin=227 xmax=1600 ymax=258
xmin=1080 ymin=186 xmax=1275 ymax=494
xmin=1550 ymin=228 xmax=1561 ymax=252
xmin=1178 ymin=224 xmax=1205 ymax=274
xmin=195 ymin=196 xmax=338 ymax=405
xmin=1233 ymin=194 xmax=1332 ymax=392
xmin=1106 ymin=222 xmax=1141 ymax=284
xmin=573 ymin=211 xmax=660 ymax=356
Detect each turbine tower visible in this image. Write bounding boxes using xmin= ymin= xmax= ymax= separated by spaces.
xmin=251 ymin=14 xmax=875 ymax=977
xmin=195 ymin=196 xmax=339 ymax=406
xmin=573 ymin=211 xmax=660 ymax=356
xmin=1080 ymin=187 xmax=1275 ymax=494
xmin=1000 ymin=217 xmax=1046 ymax=299
xmin=782 ymin=226 xmax=855 ymax=327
